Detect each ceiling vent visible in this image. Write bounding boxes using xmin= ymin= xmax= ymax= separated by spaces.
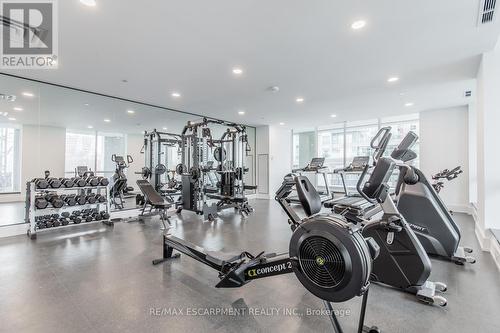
xmin=478 ymin=0 xmax=497 ymax=25
xmin=0 ymin=93 xmax=16 ymax=102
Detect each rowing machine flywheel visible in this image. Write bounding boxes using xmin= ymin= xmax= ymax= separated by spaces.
xmin=289 ymin=215 xmax=374 ymax=302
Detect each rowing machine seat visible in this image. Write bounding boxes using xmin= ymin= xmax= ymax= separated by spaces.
xmin=295 ymin=176 xmax=322 ymax=216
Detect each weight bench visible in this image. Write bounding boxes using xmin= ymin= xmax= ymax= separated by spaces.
xmin=136 ymin=180 xmax=173 ymax=230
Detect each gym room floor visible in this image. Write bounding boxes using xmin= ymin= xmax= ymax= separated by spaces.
xmin=1 ymin=199 xmax=499 ymax=333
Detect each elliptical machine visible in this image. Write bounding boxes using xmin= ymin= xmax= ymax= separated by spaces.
xmin=281 ymin=132 xmax=448 ymax=306
xmin=110 ymin=154 xmax=134 ymax=209
xmin=396 ymin=162 xmax=475 ymax=265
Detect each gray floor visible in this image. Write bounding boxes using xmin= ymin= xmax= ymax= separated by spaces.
xmin=1 ymin=199 xmax=499 ymax=333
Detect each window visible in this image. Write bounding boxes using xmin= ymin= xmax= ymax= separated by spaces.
xmin=65 ymin=130 xmax=96 ymax=174
xmin=96 ymin=132 xmax=126 ymax=174
xmin=65 ymin=130 xmax=126 ymax=176
xmin=292 ymin=114 xmax=420 ymax=191
xmin=0 ymin=125 xmax=21 ymax=193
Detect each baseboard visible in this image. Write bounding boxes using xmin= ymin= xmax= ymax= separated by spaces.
xmin=489 ymin=236 xmax=500 ymax=271
xmin=448 ymin=203 xmax=472 ymax=215
xmin=0 ymin=223 xmax=27 ymax=238
xmin=474 ymin=220 xmax=491 ymax=251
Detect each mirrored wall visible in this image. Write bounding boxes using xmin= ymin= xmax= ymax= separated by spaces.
xmin=0 ymin=73 xmax=256 ymax=226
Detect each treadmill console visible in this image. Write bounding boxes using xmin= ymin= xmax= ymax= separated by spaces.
xmin=347 ymin=156 xmax=369 ymax=172
xmin=304 ymin=157 xmax=326 ymax=171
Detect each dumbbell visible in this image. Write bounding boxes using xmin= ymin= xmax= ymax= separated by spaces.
xmin=85 ymin=176 xmax=99 ymax=187
xmin=92 ymin=212 xmax=102 ymax=221
xmin=59 ymin=178 xmax=75 ymax=188
xmin=32 ymin=178 xmax=49 ymax=189
xmin=61 ymin=211 xmax=70 ymax=218
xmin=45 ymin=219 xmax=54 ymax=228
xmin=97 ymin=177 xmax=109 ymax=186
xmin=44 ymin=193 xmax=64 ymax=208
xmin=75 ymin=194 xmax=87 ymax=205
xmin=95 ymin=194 xmax=106 ymax=203
xmin=86 ymin=194 xmax=97 ymax=204
xmin=60 ymin=195 xmax=77 ymax=206
xmin=36 ymin=222 xmax=47 ymax=229
xmin=100 ymin=211 xmax=110 ymax=220
xmin=52 ymin=218 xmax=61 ymax=227
xmin=71 ymin=216 xmax=82 ymax=224
xmin=59 ymin=217 xmax=70 ymax=226
xmin=71 ymin=177 xmax=87 ymax=187
xmin=46 ymin=177 xmax=62 ymax=189
xmin=35 ymin=196 xmax=49 ymax=209
xmin=81 ymin=214 xmax=93 ymax=222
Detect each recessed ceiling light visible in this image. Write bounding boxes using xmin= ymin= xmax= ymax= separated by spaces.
xmin=238 ymin=110 xmax=245 ymax=115
xmin=80 ymin=0 xmax=96 ymax=7
xmin=87 ymin=125 xmax=93 ymax=129
xmin=405 ymin=102 xmax=414 ymax=107
xmin=13 ymin=107 xmax=23 ymax=111
xmin=351 ymin=20 xmax=367 ymax=30
xmin=232 ymin=67 xmax=243 ymax=75
xmin=387 ymin=77 xmax=399 ymax=83
xmin=127 ymin=110 xmax=135 ymax=114
xmin=104 ymin=119 xmax=110 ymax=123
xmin=162 ymin=127 xmax=168 ymax=130
xmin=296 ymin=97 xmax=305 ymax=103
xmin=331 ymin=114 xmax=337 ymax=118
xmin=279 ymin=122 xmax=285 ymax=126
xmin=8 ymin=117 xmax=16 ymax=121
xmin=22 ymin=92 xmax=34 ymax=97
xmin=171 ymin=92 xmax=181 ymax=98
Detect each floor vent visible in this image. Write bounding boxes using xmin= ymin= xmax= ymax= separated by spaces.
xmin=479 ymin=0 xmax=497 ymax=24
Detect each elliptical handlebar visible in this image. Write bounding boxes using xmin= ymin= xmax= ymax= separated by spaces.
xmin=371 ymin=126 xmax=392 ymax=165
xmin=356 ymin=164 xmax=376 ymax=204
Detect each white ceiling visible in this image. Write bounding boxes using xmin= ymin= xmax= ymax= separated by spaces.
xmin=2 ymin=0 xmax=500 ymax=128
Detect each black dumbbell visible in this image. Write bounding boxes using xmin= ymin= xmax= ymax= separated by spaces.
xmin=37 ymin=222 xmax=47 ymax=229
xmin=75 ymin=194 xmax=86 ymax=205
xmin=97 ymin=177 xmax=109 ymax=186
xmin=81 ymin=214 xmax=93 ymax=222
xmin=52 ymin=219 xmax=61 ymax=227
xmin=60 ymin=218 xmax=70 ymax=226
xmin=59 ymin=178 xmax=75 ymax=188
xmin=45 ymin=219 xmax=54 ymax=228
xmin=60 ymin=195 xmax=77 ymax=206
xmin=35 ymin=196 xmax=49 ymax=209
xmin=95 ymin=194 xmax=106 ymax=203
xmin=86 ymin=176 xmax=99 ymax=187
xmin=92 ymin=212 xmax=102 ymax=221
xmin=44 ymin=193 xmax=64 ymax=208
xmin=71 ymin=177 xmax=87 ymax=187
xmin=61 ymin=211 xmax=70 ymax=218
xmin=100 ymin=211 xmax=110 ymax=220
xmin=46 ymin=178 xmax=62 ymax=189
xmin=86 ymin=194 xmax=97 ymax=204
xmin=32 ymin=178 xmax=49 ymax=189
xmin=71 ymin=216 xmax=82 ymax=224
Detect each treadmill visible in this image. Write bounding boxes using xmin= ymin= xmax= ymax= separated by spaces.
xmin=287 ymin=157 xmax=332 ymax=203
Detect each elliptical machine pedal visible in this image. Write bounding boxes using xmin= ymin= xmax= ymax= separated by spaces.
xmin=410 ymin=281 xmax=448 ymax=307
xmin=452 ymin=246 xmax=477 ymax=265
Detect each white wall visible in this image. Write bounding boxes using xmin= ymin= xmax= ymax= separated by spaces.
xmin=419 ymin=106 xmax=469 ymax=212
xmin=269 ymin=126 xmax=292 ymax=197
xmin=0 ymin=125 xmax=66 ymax=203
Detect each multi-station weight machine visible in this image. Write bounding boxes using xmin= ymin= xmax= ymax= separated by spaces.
xmin=140 ymin=118 xmax=256 ymax=221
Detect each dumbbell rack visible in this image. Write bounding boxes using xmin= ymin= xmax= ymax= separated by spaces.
xmin=25 ymin=182 xmax=112 ymax=240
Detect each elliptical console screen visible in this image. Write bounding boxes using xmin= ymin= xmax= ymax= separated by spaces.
xmin=391 ymin=131 xmax=418 ymax=161
xmin=350 ymin=156 xmax=369 ymax=171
